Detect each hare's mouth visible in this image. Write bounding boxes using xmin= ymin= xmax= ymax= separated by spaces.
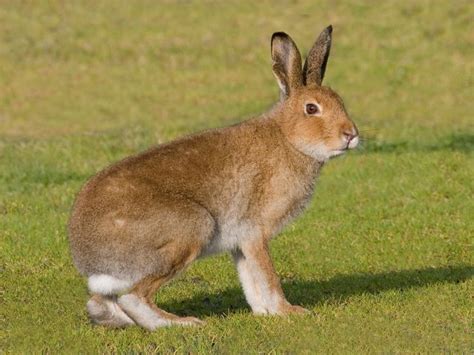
xmin=338 ymin=136 xmax=359 ymax=152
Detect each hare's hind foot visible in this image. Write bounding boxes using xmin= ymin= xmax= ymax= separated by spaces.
xmin=148 ymin=301 xmax=205 ymax=326
xmin=117 ymin=294 xmax=204 ymax=331
xmin=117 ymin=272 xmax=205 ymax=331
xmin=87 ymin=295 xmax=135 ymax=328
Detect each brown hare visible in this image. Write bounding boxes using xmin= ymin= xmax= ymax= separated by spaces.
xmin=68 ymin=25 xmax=359 ymax=330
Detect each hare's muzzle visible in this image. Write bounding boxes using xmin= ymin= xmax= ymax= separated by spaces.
xmin=342 ymin=125 xmax=359 ymax=150
xmin=343 ymin=131 xmax=359 ymax=149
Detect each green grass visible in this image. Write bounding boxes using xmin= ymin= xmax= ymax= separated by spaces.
xmin=1 ymin=1 xmax=473 ymax=353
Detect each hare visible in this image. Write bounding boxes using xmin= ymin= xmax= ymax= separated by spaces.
xmin=68 ymin=25 xmax=359 ymax=330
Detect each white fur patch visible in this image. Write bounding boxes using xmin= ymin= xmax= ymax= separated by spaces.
xmin=294 ymin=141 xmax=331 ymax=162
xmin=88 ymin=274 xmax=133 ymax=295
xmin=201 ymin=218 xmax=256 ymax=256
xmin=117 ymin=294 xmax=170 ymax=331
xmin=234 ymin=254 xmax=267 ymax=314
xmin=114 ymin=218 xmax=126 ymax=227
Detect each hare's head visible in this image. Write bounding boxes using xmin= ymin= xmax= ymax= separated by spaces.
xmin=272 ymin=26 xmax=358 ymax=161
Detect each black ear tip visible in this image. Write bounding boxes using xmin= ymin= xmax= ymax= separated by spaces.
xmin=326 ymin=25 xmax=333 ymax=34
xmin=272 ymin=32 xmax=289 ymax=41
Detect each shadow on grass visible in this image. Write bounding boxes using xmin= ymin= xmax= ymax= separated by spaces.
xmin=162 ymin=265 xmax=473 ymax=317
xmin=359 ymin=133 xmax=473 ymax=154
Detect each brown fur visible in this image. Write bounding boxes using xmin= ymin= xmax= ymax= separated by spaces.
xmin=303 ymin=25 xmax=333 ymax=85
xmin=68 ymin=25 xmax=359 ymax=329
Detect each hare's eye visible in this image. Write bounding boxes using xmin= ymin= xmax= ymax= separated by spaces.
xmin=305 ymin=103 xmax=321 ymax=116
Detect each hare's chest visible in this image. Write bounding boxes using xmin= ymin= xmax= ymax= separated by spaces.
xmin=261 ymin=166 xmax=316 ymax=222
xmin=200 ymin=163 xmax=319 ymax=257
xmin=262 ymin=180 xmax=316 ymax=234
xmin=200 ymin=183 xmax=315 ymax=257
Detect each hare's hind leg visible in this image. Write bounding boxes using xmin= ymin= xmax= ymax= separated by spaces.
xmin=117 ymin=201 xmax=214 ymax=330
xmin=87 ymin=294 xmax=135 ymax=328
xmin=118 ymin=274 xmax=204 ymax=331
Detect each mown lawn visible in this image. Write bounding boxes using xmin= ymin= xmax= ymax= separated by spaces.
xmin=1 ymin=1 xmax=473 ymax=353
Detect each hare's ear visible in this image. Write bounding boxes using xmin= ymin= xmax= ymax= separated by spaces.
xmin=271 ymin=32 xmax=303 ymax=99
xmin=303 ymin=25 xmax=333 ymax=86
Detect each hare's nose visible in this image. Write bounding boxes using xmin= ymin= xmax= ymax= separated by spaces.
xmin=343 ymin=131 xmax=356 ymax=142
xmin=343 ymin=128 xmax=359 ymax=149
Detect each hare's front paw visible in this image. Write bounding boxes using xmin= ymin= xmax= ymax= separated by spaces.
xmin=277 ymin=303 xmax=310 ymax=315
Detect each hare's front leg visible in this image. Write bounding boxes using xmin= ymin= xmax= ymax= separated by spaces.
xmin=232 ymin=240 xmax=309 ymax=315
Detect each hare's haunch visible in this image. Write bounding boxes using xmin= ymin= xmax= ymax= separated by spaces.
xmin=68 ymin=26 xmax=359 ymax=330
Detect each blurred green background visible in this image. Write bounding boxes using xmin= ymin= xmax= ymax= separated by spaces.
xmin=1 ymin=1 xmax=472 ymax=353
